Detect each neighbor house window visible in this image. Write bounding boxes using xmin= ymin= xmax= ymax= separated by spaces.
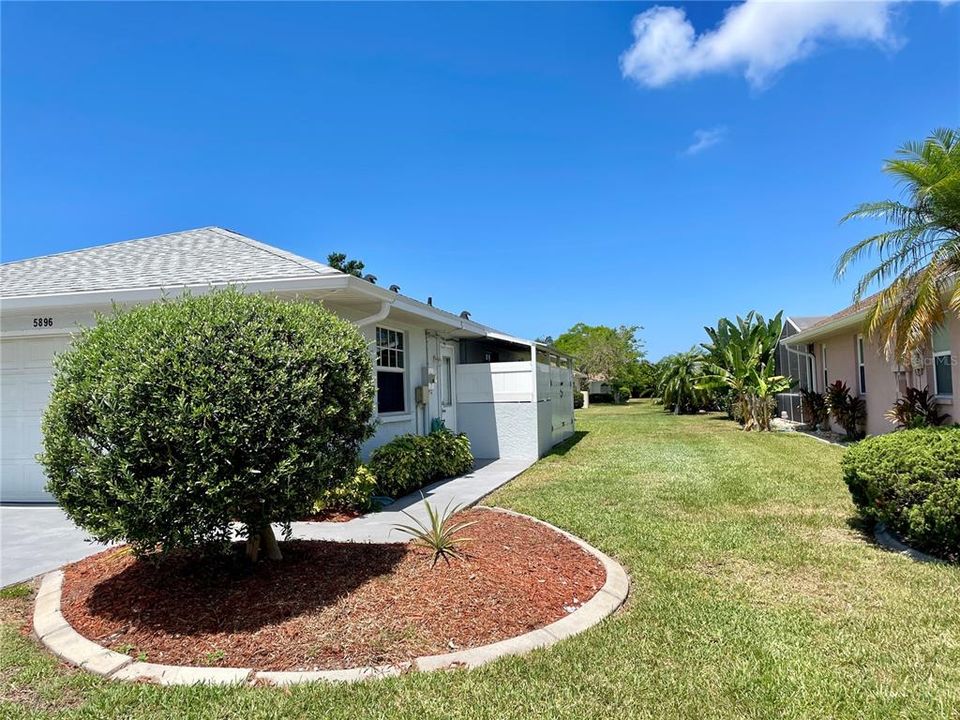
xmin=857 ymin=335 xmax=867 ymax=394
xmin=375 ymin=326 xmax=406 ymax=413
xmin=933 ymin=324 xmax=953 ymax=397
xmin=821 ymin=344 xmax=828 ymax=391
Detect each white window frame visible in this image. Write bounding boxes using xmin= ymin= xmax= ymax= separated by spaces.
xmin=932 ymin=326 xmax=953 ymax=398
xmin=374 ymin=325 xmax=409 ymax=417
xmin=856 ymin=335 xmax=867 ymax=395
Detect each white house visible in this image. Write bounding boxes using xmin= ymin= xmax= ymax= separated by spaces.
xmin=0 ymin=227 xmax=576 ymax=503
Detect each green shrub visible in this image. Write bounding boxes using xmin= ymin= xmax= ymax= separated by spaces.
xmin=884 ymin=386 xmax=951 ymax=429
xmin=429 ymin=429 xmax=474 ymax=479
xmin=369 ymin=429 xmax=474 ymax=498
xmin=313 ymin=465 xmax=378 ymax=512
xmin=573 ymin=390 xmax=584 ymax=409
xmin=800 ymin=388 xmax=829 ymax=430
xmin=826 ymin=380 xmax=866 ymax=439
xmin=40 ymin=289 xmax=375 ymax=561
xmin=842 ymin=428 xmax=960 ymax=561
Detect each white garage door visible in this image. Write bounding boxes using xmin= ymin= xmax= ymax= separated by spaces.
xmin=1 ymin=336 xmax=71 ymax=503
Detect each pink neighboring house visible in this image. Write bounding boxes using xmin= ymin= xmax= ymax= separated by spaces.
xmin=781 ymin=296 xmax=959 ymax=436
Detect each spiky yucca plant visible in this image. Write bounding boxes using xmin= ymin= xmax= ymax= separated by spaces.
xmin=836 ymin=128 xmax=960 ymax=360
xmin=393 ymin=498 xmax=478 ymax=567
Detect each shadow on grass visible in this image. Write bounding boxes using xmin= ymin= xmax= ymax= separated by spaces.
xmin=845 ymin=514 xmax=876 ymax=547
xmin=544 ymin=430 xmax=589 ymax=457
xmin=82 ymin=540 xmax=406 ymax=634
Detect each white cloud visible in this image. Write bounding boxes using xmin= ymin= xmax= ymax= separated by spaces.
xmin=620 ymin=1 xmax=902 ymax=89
xmin=683 ymin=127 xmax=727 ymax=155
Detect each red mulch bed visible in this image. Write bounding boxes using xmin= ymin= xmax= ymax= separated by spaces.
xmin=298 ymin=508 xmax=363 ymax=523
xmin=59 ymin=509 xmax=605 ymax=671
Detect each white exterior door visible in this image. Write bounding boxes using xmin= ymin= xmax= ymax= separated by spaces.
xmin=439 ymin=343 xmax=457 ymax=432
xmin=1 ymin=336 xmax=71 ymax=503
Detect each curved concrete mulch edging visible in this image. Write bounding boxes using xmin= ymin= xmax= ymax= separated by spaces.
xmin=32 ymin=508 xmax=630 ymax=686
xmin=874 ymin=523 xmax=945 ymax=565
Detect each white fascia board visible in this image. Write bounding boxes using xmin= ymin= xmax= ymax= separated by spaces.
xmin=342 ymin=275 xmax=500 ymax=339
xmin=0 ymin=275 xmax=351 ymax=312
xmin=783 ymin=311 xmax=868 ymax=346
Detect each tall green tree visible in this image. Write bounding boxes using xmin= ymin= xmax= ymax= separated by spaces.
xmin=554 ymin=323 xmax=645 ymax=401
xmin=327 ymin=252 xmax=366 ymax=277
xmin=836 ymin=128 xmax=960 ymax=360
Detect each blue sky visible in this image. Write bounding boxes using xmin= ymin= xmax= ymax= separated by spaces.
xmin=3 ymin=2 xmax=958 ymax=359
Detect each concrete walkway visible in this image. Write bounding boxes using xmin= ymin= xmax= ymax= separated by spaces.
xmin=287 ymin=457 xmax=534 ymax=543
xmin=1 ymin=506 xmax=109 ymax=587
xmin=1 ymin=457 xmax=534 ymax=586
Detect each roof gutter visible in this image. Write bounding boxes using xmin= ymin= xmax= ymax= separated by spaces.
xmin=353 ymin=300 xmax=393 ymax=328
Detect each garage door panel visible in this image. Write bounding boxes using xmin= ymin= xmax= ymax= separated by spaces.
xmin=1 ymin=336 xmax=71 ymax=503
xmin=22 ymin=375 xmax=57 ymax=412
xmin=23 ymin=337 xmax=67 ymax=368
xmin=0 ymin=343 xmax=21 ymax=370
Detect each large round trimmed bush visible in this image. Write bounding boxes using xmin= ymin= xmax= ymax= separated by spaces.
xmin=841 ymin=428 xmax=960 ymax=561
xmin=40 ymin=289 xmax=375 ymax=561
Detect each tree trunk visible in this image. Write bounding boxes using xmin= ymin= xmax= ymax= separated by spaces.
xmin=260 ymin=524 xmax=283 ymax=561
xmin=245 ymin=533 xmax=261 ymax=563
xmin=244 ymin=524 xmax=282 ymax=562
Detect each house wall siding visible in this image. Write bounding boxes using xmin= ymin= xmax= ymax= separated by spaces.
xmin=813 ymin=314 xmax=959 ymax=436
xmin=457 ymin=402 xmax=538 ymax=460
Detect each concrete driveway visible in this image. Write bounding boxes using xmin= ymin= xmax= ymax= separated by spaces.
xmin=0 ymin=457 xmax=531 ymax=587
xmin=1 ymin=505 xmax=108 ymax=587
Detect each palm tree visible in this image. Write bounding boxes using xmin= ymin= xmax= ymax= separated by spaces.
xmin=656 ymin=350 xmax=706 ymax=415
xmin=836 ymin=128 xmax=960 ymax=360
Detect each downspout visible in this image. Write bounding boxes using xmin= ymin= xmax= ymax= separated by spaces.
xmin=354 ymin=300 xmax=393 ymax=328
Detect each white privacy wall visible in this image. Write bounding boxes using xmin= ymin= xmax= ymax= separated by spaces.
xmin=456 ymin=361 xmax=539 ymax=460
xmin=455 ymin=358 xmax=575 ymax=461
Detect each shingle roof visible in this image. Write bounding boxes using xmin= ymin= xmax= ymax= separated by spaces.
xmin=0 ymin=227 xmax=343 ymax=298
xmin=789 ymin=316 xmax=827 ymax=331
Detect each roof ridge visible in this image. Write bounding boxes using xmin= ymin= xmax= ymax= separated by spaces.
xmin=0 ymin=226 xmax=228 ymax=267
xmin=207 ymin=227 xmax=344 ymax=279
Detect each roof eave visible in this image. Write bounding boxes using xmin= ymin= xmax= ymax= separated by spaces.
xmin=783 ymin=310 xmax=868 ymax=346
xmin=341 ymin=275 xmax=498 ymax=338
xmin=0 ymin=274 xmax=351 ymax=311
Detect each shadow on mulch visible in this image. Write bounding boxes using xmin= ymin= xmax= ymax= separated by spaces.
xmin=80 ymin=541 xmax=407 ymax=635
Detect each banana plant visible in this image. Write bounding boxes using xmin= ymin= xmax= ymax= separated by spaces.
xmin=699 ymin=311 xmax=792 ymax=431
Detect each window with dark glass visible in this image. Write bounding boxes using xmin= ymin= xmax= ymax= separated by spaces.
xmin=375 ymin=327 xmax=406 ymax=413
xmin=933 ymin=325 xmax=953 ymax=397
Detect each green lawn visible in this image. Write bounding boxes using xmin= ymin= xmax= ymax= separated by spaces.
xmin=3 ymin=401 xmax=959 ymax=719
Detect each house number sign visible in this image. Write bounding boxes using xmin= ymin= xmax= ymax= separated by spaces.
xmin=32 ymin=317 xmax=54 ymax=328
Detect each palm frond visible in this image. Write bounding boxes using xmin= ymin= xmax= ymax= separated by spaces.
xmin=837 ymin=127 xmax=960 ymax=358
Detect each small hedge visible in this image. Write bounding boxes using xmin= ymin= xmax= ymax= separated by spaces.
xmin=842 ymin=428 xmax=960 ymax=561
xmin=368 ymin=429 xmax=474 ymax=498
xmin=313 ymin=465 xmax=377 ymax=512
